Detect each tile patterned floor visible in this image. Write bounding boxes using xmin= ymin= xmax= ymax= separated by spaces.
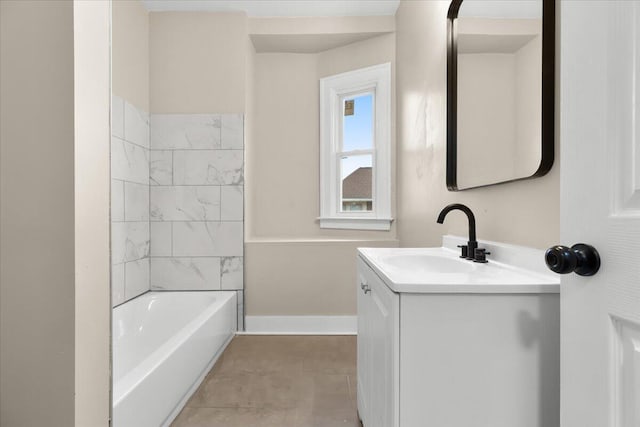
xmin=171 ymin=335 xmax=361 ymax=427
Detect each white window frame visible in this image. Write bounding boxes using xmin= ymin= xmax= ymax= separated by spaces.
xmin=319 ymin=63 xmax=392 ymax=231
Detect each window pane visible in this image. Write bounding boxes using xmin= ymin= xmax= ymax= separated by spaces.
xmin=342 ymin=93 xmax=373 ymax=152
xmin=341 ymin=154 xmax=373 ymax=212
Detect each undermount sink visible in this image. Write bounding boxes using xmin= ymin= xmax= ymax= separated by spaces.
xmin=378 ymin=253 xmax=476 ymax=274
xmin=358 ymin=238 xmax=559 ymax=294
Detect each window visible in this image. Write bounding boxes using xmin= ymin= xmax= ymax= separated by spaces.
xmin=319 ymin=63 xmax=392 ymax=230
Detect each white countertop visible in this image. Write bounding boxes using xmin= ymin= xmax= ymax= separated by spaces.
xmin=358 ymin=239 xmax=560 ymax=294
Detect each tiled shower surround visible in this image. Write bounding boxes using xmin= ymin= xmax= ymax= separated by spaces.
xmin=111 ymin=96 xmax=150 ymax=306
xmin=111 ymin=96 xmax=245 ymax=327
xmin=149 ymin=113 xmax=245 ymax=328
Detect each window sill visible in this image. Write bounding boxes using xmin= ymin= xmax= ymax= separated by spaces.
xmin=318 ymin=217 xmax=394 ymax=231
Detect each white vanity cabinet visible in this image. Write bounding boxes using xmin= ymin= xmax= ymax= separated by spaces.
xmin=357 ymin=256 xmax=399 ymax=427
xmin=357 ymin=241 xmax=560 ymax=427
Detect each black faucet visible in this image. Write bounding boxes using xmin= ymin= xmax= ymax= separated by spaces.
xmin=437 ymin=203 xmax=488 ymax=262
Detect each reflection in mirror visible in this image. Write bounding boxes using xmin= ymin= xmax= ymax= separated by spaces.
xmin=447 ymin=0 xmax=554 ymax=190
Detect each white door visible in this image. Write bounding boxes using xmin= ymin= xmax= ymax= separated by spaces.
xmin=561 ymin=1 xmax=640 ymax=426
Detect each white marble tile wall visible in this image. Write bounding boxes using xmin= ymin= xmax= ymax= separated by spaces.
xmin=112 ymin=263 xmax=125 ymax=307
xmin=150 ymin=186 xmax=221 ymax=221
xmin=171 ymin=222 xmax=243 ymax=257
xmin=220 ymin=186 xmax=244 ymax=221
xmin=148 ymin=114 xmax=244 ymax=326
xmin=111 ymin=136 xmax=150 ymax=184
xmin=150 ymin=150 xmax=172 ymax=185
xmin=221 ymin=257 xmax=243 ymax=290
xmin=150 ymin=257 xmax=221 ymax=290
xmin=173 ymin=150 xmax=244 ymax=186
xmin=125 ymin=182 xmax=150 ymax=221
xmin=111 ymin=95 xmax=150 ymax=307
xmin=150 ymin=222 xmax=172 ymax=257
xmin=111 ymin=180 xmax=125 ymax=222
xmin=111 ymin=222 xmax=150 ymax=264
xmin=151 ymin=114 xmax=221 ymax=149
xmin=125 ymin=258 xmax=150 ymax=300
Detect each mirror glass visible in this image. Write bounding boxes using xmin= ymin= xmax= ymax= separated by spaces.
xmin=447 ymin=0 xmax=554 ymax=190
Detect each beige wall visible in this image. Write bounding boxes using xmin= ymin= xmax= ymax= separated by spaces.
xmin=246 ymin=34 xmax=398 ymax=317
xmin=317 ymin=32 xmax=395 ymax=80
xmin=0 ymin=1 xmax=75 ymax=425
xmin=249 ymin=15 xmax=395 ymax=36
xmin=74 ymin=2 xmax=111 ymax=425
xmin=249 ymin=52 xmax=319 ymax=238
xmin=248 ymin=34 xmax=396 ymax=241
xmin=246 ymin=240 xmax=397 ymax=316
xmin=112 ymin=0 xmax=149 ymax=111
xmin=150 ymin=12 xmax=248 ymax=113
xmin=395 ymin=0 xmax=559 ymax=250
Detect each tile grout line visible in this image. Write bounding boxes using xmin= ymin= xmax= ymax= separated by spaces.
xmin=112 ymin=177 xmax=149 ymax=187
xmin=113 ymin=134 xmax=150 ymax=152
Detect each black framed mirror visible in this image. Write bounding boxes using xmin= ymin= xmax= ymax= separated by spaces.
xmin=447 ymin=0 xmax=555 ymax=191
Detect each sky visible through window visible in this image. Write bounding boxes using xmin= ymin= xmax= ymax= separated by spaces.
xmin=341 ymin=93 xmax=373 ymax=180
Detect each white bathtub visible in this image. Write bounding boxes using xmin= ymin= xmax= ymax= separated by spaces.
xmin=112 ymin=291 xmax=237 ymax=427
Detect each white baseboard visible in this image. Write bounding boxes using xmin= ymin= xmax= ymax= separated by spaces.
xmin=243 ymin=315 xmax=357 ymax=335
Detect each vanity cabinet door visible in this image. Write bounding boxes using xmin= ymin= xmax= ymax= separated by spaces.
xmin=368 ymin=272 xmax=399 ymax=427
xmin=357 ymin=257 xmax=400 ymax=427
xmin=357 ymin=268 xmax=372 ymax=425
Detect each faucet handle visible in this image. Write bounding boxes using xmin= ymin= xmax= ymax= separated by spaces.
xmin=457 ymin=244 xmax=469 ymax=259
xmin=473 ymin=248 xmax=491 ymax=263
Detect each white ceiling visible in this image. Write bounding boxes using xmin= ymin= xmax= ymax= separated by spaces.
xmin=142 ymin=0 xmax=401 ymax=17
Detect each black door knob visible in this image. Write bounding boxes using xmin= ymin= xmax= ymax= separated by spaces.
xmin=545 ymin=244 xmax=600 ymax=276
